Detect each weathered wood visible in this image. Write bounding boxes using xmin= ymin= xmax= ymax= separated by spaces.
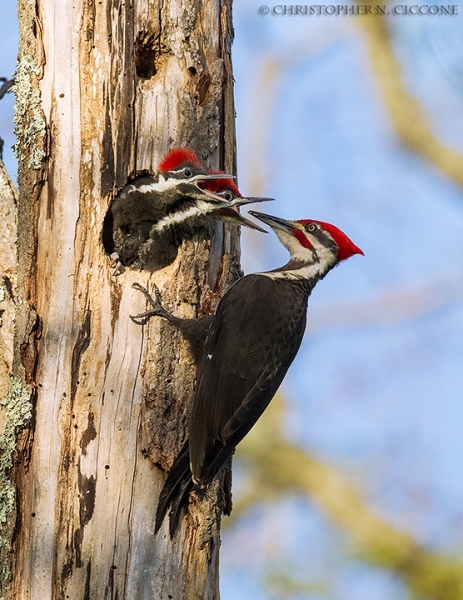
xmin=9 ymin=0 xmax=238 ymax=598
xmin=0 ymin=159 xmax=23 ymax=595
xmin=0 ymin=160 xmax=17 ymax=399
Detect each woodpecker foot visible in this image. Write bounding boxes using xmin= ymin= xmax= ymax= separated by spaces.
xmin=110 ymin=252 xmax=125 ymax=276
xmin=130 ymin=282 xmax=173 ymax=325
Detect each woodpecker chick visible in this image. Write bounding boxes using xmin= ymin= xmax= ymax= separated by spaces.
xmin=103 ymin=148 xmax=232 ymax=272
xmin=103 ymin=149 xmax=272 ymax=272
xmin=131 ymin=211 xmax=363 ymax=536
xmin=199 ymin=173 xmax=272 ymax=232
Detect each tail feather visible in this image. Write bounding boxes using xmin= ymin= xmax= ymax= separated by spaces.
xmin=168 ymin=476 xmax=194 ymax=537
xmin=155 ymin=441 xmax=192 ymax=535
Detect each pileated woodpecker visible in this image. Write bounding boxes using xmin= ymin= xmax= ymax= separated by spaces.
xmin=131 ymin=211 xmax=363 ymax=536
xmin=103 ymin=148 xmax=271 ymax=272
xmin=103 ymin=148 xmax=229 ymax=271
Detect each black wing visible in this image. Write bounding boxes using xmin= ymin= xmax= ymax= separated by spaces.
xmin=189 ymin=274 xmax=310 ymax=484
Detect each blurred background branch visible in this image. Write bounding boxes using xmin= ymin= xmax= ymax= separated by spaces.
xmin=230 ymin=397 xmax=463 ymax=600
xmin=357 ymin=0 xmax=463 ymax=188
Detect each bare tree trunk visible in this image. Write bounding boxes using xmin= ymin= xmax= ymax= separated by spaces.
xmin=5 ymin=0 xmax=238 ymax=598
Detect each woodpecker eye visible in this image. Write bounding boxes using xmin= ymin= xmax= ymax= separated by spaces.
xmin=221 ymin=191 xmax=233 ymax=201
xmin=307 ymin=223 xmax=317 ymax=232
xmin=183 ymin=168 xmax=193 ymax=178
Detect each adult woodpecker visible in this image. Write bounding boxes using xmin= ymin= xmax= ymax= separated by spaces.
xmin=103 ymin=148 xmax=271 ymax=272
xmin=130 ymin=211 xmax=364 ymax=536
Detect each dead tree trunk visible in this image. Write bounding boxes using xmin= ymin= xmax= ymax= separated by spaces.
xmin=5 ymin=0 xmax=238 ymax=598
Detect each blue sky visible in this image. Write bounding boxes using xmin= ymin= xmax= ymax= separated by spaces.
xmin=0 ymin=3 xmax=17 ymax=177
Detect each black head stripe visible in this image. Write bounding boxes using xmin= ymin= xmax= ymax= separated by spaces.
xmin=168 ymin=163 xmax=205 ymax=179
xmin=304 ymin=224 xmax=337 ymax=250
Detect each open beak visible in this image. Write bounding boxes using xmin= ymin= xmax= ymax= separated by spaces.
xmin=190 ymin=173 xmax=236 ymax=202
xmin=216 ymin=207 xmax=268 ymax=233
xmin=248 ymin=211 xmax=303 ymax=233
xmin=200 ymin=188 xmax=231 ymax=202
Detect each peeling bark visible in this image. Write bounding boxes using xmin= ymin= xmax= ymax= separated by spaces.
xmin=9 ymin=0 xmax=238 ymax=598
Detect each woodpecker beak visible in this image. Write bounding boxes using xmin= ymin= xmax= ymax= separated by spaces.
xmin=216 ymin=207 xmax=268 ymax=232
xmin=248 ymin=211 xmax=303 ymax=233
xmin=174 ymin=180 xmax=232 ymax=203
xmin=192 ymin=173 xmax=236 ymax=183
xmin=233 ymin=197 xmax=275 ymax=207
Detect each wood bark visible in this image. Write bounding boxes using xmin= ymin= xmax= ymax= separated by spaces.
xmin=0 ymin=159 xmax=17 ymax=401
xmin=0 ymin=155 xmax=26 ymax=598
xmin=7 ymin=0 xmax=239 ymax=598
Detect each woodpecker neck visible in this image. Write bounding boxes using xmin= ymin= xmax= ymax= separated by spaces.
xmin=260 ymin=227 xmax=337 ymax=283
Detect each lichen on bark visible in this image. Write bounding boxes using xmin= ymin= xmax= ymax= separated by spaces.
xmin=0 ymin=378 xmax=32 ymax=599
xmin=12 ymin=56 xmax=46 ymax=170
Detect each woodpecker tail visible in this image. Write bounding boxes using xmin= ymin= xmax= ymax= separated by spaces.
xmin=167 ymin=475 xmax=194 ymax=537
xmin=155 ymin=441 xmax=193 ymax=536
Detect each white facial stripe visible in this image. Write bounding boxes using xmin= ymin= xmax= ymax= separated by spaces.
xmin=152 ymin=200 xmax=214 ymax=232
xmin=131 ymin=175 xmax=183 ymax=194
xmin=306 ymin=233 xmax=338 ymax=270
xmin=131 ymin=173 xmax=218 ymax=195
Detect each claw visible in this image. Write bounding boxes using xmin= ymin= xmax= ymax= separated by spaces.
xmin=110 ymin=252 xmax=125 ymax=276
xmin=129 ymin=313 xmax=150 ymax=326
xmin=130 ymin=282 xmax=172 ymax=325
xmin=132 ymin=282 xmax=152 ymax=297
